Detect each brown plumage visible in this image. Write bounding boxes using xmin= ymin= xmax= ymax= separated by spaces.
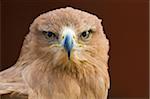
xmin=0 ymin=7 xmax=110 ymax=99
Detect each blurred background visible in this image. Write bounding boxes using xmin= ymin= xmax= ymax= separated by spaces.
xmin=0 ymin=0 xmax=149 ymax=98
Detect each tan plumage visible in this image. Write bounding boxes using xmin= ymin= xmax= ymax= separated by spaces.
xmin=0 ymin=7 xmax=110 ymax=99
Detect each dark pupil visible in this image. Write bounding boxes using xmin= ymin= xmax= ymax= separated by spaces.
xmin=47 ymin=32 xmax=53 ymax=37
xmin=82 ymin=32 xmax=87 ymax=37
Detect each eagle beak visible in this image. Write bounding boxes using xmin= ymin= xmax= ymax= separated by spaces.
xmin=62 ymin=33 xmax=74 ymax=59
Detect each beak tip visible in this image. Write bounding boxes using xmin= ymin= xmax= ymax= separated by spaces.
xmin=68 ymin=53 xmax=71 ymax=60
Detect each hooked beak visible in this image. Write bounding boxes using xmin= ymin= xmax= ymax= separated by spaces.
xmin=62 ymin=33 xmax=74 ymax=59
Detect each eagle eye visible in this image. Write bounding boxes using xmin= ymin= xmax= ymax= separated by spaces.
xmin=80 ymin=29 xmax=92 ymax=41
xmin=42 ymin=31 xmax=57 ymax=41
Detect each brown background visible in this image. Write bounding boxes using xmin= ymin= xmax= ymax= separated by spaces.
xmin=0 ymin=0 xmax=149 ymax=98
